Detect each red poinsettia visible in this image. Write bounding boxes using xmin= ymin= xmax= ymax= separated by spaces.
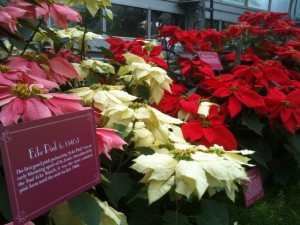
xmin=238 ymin=11 xmax=288 ymax=28
xmin=177 ymin=56 xmax=215 ymax=79
xmin=151 ymin=83 xmax=188 ymax=117
xmin=181 ymin=105 xmax=237 ymax=150
xmin=105 ymin=37 xmax=168 ymax=69
xmin=225 ymin=48 xmax=262 ymax=63
xmin=179 ymin=93 xmax=207 ymax=114
xmin=274 ymin=40 xmax=300 ymax=61
xmin=264 ymin=88 xmax=300 ymax=133
xmin=232 ymin=60 xmax=294 ymax=89
xmin=203 ymin=77 xmax=265 ymax=118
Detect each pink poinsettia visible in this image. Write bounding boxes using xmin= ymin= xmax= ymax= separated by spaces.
xmin=7 ymin=55 xmax=79 ymax=85
xmin=0 ymin=62 xmax=58 ymax=90
xmin=0 ymin=76 xmax=85 ymax=126
xmin=0 ymin=6 xmax=27 ymax=33
xmin=96 ymin=128 xmax=127 ymax=159
xmin=9 ymin=0 xmax=81 ymax=28
xmin=38 ymin=2 xmax=82 ymax=29
xmin=5 ymin=221 xmax=34 ymax=225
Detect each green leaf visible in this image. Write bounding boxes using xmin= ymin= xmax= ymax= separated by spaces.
xmin=163 ymin=210 xmax=192 ymax=225
xmin=97 ymin=46 xmax=115 ymax=59
xmin=136 ymin=85 xmax=150 ymax=101
xmin=197 ymin=199 xmax=229 ymax=225
xmin=113 ymin=123 xmax=131 ymax=139
xmin=241 ymin=112 xmax=264 ymax=136
xmin=0 ymin=39 xmax=9 ymax=53
xmin=0 ymin=176 xmax=12 ymax=221
xmin=271 ymin=158 xmax=293 ymax=186
xmin=128 ymin=199 xmax=163 ymax=225
xmin=251 ymin=140 xmax=272 ymax=169
xmin=102 ymin=172 xmax=134 ymax=207
xmin=49 ymin=202 xmax=85 ymax=225
xmin=127 ymin=185 xmax=148 ymax=204
xmin=283 ymin=132 xmax=300 ymax=165
xmin=135 ymin=147 xmax=155 ymax=155
xmin=68 ymin=192 xmax=103 ymax=225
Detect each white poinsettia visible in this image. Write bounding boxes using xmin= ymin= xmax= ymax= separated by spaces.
xmin=102 ymin=103 xmax=183 ymax=144
xmin=70 ymin=84 xmax=137 ymax=111
xmin=65 ymin=0 xmax=113 ymax=18
xmin=72 ymin=59 xmax=115 ymax=78
xmin=131 ymin=143 xmax=254 ymax=204
xmin=98 ymin=200 xmax=128 ymax=225
xmin=55 ymin=27 xmax=103 ymax=52
xmin=34 ymin=27 xmax=103 ymax=52
xmin=131 ymin=122 xmax=156 ymax=147
xmin=121 ymin=52 xmax=172 ymax=104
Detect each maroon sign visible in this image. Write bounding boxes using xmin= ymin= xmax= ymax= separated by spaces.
xmin=198 ymin=51 xmax=223 ymax=70
xmin=0 ymin=109 xmax=100 ymax=225
xmin=243 ymin=167 xmax=265 ymax=207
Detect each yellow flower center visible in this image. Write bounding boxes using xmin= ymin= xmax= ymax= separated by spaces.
xmin=253 ymin=67 xmax=260 ymax=72
xmin=23 ymin=52 xmax=48 ymax=63
xmin=159 ymin=142 xmax=175 ymax=150
xmin=11 ymin=83 xmax=45 ymax=99
xmin=230 ymin=86 xmax=239 ymax=92
xmin=206 ymin=146 xmax=225 ymax=156
xmin=196 ymin=98 xmax=209 ymax=104
xmin=90 ymin=83 xmax=109 ymax=91
xmin=282 ymin=100 xmax=291 ymax=107
xmin=200 ymin=120 xmax=212 ymax=128
xmin=0 ymin=64 xmax=10 ymax=72
xmin=170 ymin=149 xmax=195 ymax=161
xmin=179 ymin=95 xmax=188 ymax=100
xmin=129 ymin=102 xmax=146 ymax=109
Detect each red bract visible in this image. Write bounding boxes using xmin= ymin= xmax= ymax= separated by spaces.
xmin=232 ymin=60 xmax=294 ymax=89
xmin=225 ymin=48 xmax=262 ymax=63
xmin=158 ymin=26 xmax=183 ymax=46
xmin=238 ymin=11 xmax=288 ymax=28
xmin=274 ymin=41 xmax=300 ymax=61
xmin=264 ymin=88 xmax=300 ymax=133
xmin=204 ymin=78 xmax=265 ymax=118
xmin=151 ymin=83 xmax=188 ymax=117
xmin=177 ymin=56 xmax=215 ymax=79
xmin=105 ymin=37 xmax=168 ymax=69
xmin=181 ymin=105 xmax=237 ymax=150
xmin=179 ymin=93 xmax=207 ymax=115
xmin=203 ymin=28 xmax=226 ymax=50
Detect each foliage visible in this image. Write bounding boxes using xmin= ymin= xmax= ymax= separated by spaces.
xmin=228 ymin=172 xmax=300 ymax=225
xmin=0 ymin=0 xmax=300 ymax=225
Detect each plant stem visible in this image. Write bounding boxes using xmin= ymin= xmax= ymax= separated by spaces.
xmin=21 ymin=17 xmax=44 ymax=56
xmin=80 ymin=25 xmax=87 ymax=61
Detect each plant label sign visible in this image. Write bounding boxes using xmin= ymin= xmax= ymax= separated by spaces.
xmin=198 ymin=51 xmax=223 ymax=70
xmin=0 ymin=109 xmax=100 ymax=225
xmin=243 ymin=167 xmax=265 ymax=207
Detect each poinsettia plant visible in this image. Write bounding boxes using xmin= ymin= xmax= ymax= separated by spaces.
xmin=0 ymin=0 xmax=300 ymax=224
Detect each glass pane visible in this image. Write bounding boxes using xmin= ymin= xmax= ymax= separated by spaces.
xmin=248 ymin=0 xmax=269 ymax=10
xmin=106 ymin=4 xmax=147 ymax=38
xmin=271 ymin=0 xmax=290 ymax=12
xmin=151 ymin=11 xmax=185 ymax=39
xmin=221 ymin=0 xmax=246 ymax=5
